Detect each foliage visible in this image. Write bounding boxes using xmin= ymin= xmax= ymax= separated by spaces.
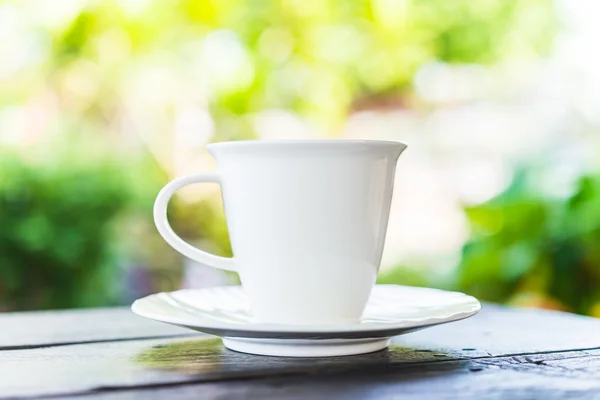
xmin=457 ymin=169 xmax=600 ymax=315
xmin=0 ymin=154 xmax=131 ymax=310
xmin=6 ymin=0 xmax=556 ymax=140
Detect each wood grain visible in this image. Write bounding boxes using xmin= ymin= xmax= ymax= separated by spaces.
xmin=8 ymin=350 xmax=600 ymax=399
xmin=1 ymin=303 xmax=598 ymax=353
xmin=1 ymin=305 xmax=599 ymax=399
xmin=0 ymin=308 xmax=191 ymax=350
xmin=65 ymin=351 xmax=600 ymax=400
xmin=397 ymin=304 xmax=600 ymax=357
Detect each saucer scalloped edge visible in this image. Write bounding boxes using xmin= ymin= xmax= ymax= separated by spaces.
xmin=132 ymin=284 xmax=481 ymax=357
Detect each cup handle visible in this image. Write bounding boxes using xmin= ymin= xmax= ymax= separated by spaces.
xmin=153 ymin=173 xmax=236 ymax=272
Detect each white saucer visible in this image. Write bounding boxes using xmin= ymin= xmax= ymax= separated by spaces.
xmin=132 ymin=285 xmax=480 ymax=357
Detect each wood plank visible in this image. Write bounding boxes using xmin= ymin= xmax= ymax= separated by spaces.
xmin=0 ymin=308 xmax=192 ymax=349
xmin=73 ymin=351 xmax=600 ymax=400
xmin=1 ymin=303 xmax=599 ymax=353
xmin=8 ymin=350 xmax=600 ymax=399
xmin=1 ymin=319 xmax=600 ymax=399
xmin=0 ymin=336 xmax=441 ymax=398
xmin=0 ymin=305 xmax=599 ymax=398
xmin=397 ymin=304 xmax=600 ymax=357
xmin=65 ymin=351 xmax=600 ymax=400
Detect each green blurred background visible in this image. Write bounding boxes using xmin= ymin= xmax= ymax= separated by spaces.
xmin=2 ymin=0 xmax=600 ymax=316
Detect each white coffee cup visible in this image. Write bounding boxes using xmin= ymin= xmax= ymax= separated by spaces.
xmin=154 ymin=140 xmax=407 ymax=325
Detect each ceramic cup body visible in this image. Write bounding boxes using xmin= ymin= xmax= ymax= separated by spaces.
xmin=154 ymin=140 xmax=406 ymax=325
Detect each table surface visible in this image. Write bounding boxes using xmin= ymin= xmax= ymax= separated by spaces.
xmin=1 ymin=304 xmax=600 ymax=399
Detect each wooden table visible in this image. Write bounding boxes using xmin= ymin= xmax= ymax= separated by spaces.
xmin=1 ymin=304 xmax=600 ymax=399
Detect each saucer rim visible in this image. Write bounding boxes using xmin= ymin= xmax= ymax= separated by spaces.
xmin=131 ymin=284 xmax=481 ymax=336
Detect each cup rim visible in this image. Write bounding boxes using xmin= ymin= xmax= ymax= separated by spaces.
xmin=207 ymin=139 xmax=407 ymax=151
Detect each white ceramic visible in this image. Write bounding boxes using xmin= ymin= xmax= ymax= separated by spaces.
xmin=154 ymin=140 xmax=407 ymax=325
xmin=221 ymin=338 xmax=391 ymax=358
xmin=132 ymin=285 xmax=481 ymax=357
